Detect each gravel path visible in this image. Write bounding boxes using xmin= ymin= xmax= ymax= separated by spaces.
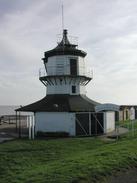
xmin=0 ymin=121 xmax=28 ymax=143
xmin=0 ymin=132 xmax=14 ymax=143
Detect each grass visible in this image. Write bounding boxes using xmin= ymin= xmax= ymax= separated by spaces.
xmin=0 ymin=122 xmax=137 ymax=183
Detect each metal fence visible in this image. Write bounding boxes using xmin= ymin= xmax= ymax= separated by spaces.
xmin=114 ymin=120 xmax=137 ymax=140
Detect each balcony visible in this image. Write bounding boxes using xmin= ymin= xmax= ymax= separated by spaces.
xmin=39 ymin=66 xmax=93 ymax=79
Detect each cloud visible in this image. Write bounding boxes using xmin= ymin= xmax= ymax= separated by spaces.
xmin=0 ymin=0 xmax=137 ymax=105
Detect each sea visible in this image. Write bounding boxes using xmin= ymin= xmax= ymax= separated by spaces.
xmin=0 ymin=106 xmax=33 ymax=116
xmin=0 ymin=105 xmax=19 ymax=116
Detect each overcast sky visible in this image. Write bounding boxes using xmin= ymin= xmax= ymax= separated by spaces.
xmin=0 ymin=0 xmax=137 ymax=105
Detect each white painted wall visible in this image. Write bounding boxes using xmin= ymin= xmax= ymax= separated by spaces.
xmin=104 ymin=111 xmax=115 ymax=133
xmin=46 ymin=55 xmax=86 ymax=76
xmin=35 ymin=112 xmax=115 ymax=136
xmin=119 ymin=110 xmax=123 ymax=121
xmin=35 ymin=112 xmax=75 ymax=136
xmin=46 ymin=82 xmax=86 ymax=95
xmin=130 ymin=107 xmax=135 ymax=120
xmin=78 ymin=57 xmax=85 ymax=75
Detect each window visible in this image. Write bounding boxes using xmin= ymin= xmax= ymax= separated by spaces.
xmin=72 ymin=85 xmax=76 ymax=93
xmin=70 ymin=59 xmax=77 ymax=75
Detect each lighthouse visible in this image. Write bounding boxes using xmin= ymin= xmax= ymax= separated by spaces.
xmin=16 ymin=29 xmax=115 ymax=136
xmin=40 ymin=29 xmax=92 ymax=98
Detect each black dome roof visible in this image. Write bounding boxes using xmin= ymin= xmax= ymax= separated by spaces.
xmin=16 ymin=94 xmax=99 ymax=112
xmin=43 ymin=29 xmax=87 ymax=62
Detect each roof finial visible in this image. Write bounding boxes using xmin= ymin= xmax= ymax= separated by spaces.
xmin=62 ymin=29 xmax=70 ymax=45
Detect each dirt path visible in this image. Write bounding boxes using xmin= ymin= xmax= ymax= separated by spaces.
xmin=104 ymin=168 xmax=137 ymax=183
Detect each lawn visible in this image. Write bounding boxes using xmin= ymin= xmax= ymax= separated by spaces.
xmin=0 ymin=123 xmax=137 ymax=183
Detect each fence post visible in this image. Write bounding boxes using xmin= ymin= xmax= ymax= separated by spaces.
xmin=9 ymin=116 xmax=10 ymax=124
xmin=18 ymin=112 xmax=21 ymax=138
xmin=89 ymin=112 xmax=91 ymax=136
xmin=27 ymin=116 xmax=29 ymax=128
xmin=29 ymin=116 xmax=32 ymax=140
xmin=132 ymin=120 xmax=134 ymax=137
xmin=116 ymin=121 xmax=119 ymax=141
xmin=15 ymin=111 xmax=18 ymax=132
xmin=32 ymin=115 xmax=35 ymax=140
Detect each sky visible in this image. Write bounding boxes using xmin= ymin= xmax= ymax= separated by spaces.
xmin=0 ymin=0 xmax=137 ymax=105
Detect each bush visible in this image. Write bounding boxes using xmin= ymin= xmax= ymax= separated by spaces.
xmin=36 ymin=131 xmax=69 ymax=138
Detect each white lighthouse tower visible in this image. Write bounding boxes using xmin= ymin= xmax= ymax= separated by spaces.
xmin=16 ymin=29 xmax=115 ymax=136
xmin=40 ymin=29 xmax=92 ymax=97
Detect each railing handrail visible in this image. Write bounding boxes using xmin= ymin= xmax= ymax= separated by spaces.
xmin=39 ymin=67 xmax=93 ymax=78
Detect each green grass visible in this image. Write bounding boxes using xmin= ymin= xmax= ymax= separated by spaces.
xmin=1 ymin=132 xmax=137 ymax=182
